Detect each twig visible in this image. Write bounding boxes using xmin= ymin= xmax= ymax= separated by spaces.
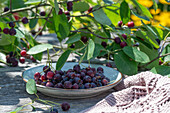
xmin=158 ymin=32 xmax=170 ymax=56
xmin=10 ymin=0 xmax=12 ymax=12
xmin=34 ymin=8 xmax=53 ymax=39
xmin=140 ymin=53 xmax=170 ymax=68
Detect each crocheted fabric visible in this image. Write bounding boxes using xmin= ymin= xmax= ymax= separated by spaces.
xmin=80 ymin=71 xmax=170 ymax=113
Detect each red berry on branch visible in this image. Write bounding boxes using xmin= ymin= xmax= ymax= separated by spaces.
xmin=120 ymin=42 xmax=127 ymax=48
xmin=118 ymin=21 xmax=123 ymax=27
xmin=127 ymin=21 xmax=134 ymax=28
xmin=122 ymin=34 xmax=127 ymax=40
xmin=20 ymin=50 xmax=27 ymax=57
xmin=88 ymin=7 xmax=93 ymax=13
xmin=19 ymin=57 xmax=25 ymax=64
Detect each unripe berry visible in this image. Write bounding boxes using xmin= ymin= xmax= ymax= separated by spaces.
xmin=22 ymin=17 xmax=28 ymax=24
xmin=120 ymin=42 xmax=127 ymax=48
xmin=118 ymin=21 xmax=123 ymax=27
xmin=88 ymin=7 xmax=93 ymax=13
xmin=127 ymin=21 xmax=134 ymax=28
xmin=20 ymin=50 xmax=27 ymax=57
xmin=19 ymin=57 xmax=25 ymax=64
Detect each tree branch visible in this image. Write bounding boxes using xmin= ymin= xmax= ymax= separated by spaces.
xmin=140 ymin=53 xmax=170 ymax=68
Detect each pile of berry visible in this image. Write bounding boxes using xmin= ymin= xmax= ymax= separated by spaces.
xmin=34 ymin=64 xmax=110 ymax=89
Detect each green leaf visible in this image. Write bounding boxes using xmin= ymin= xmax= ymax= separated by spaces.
xmin=11 ymin=0 xmax=26 ymax=9
xmin=152 ymin=0 xmax=158 ymax=11
xmin=65 ymin=34 xmax=81 ymax=44
xmin=27 ymin=44 xmax=53 ymax=55
xmin=25 ymin=0 xmax=44 ymax=5
xmin=0 ymin=52 xmax=6 ymax=63
xmin=25 ymin=32 xmax=35 ymax=47
xmin=9 ymin=107 xmax=23 ymax=113
xmin=33 ymin=52 xmax=43 ymax=61
xmin=93 ymin=5 xmax=112 ymax=26
xmin=54 ymin=0 xmax=59 ymax=14
xmin=26 ymin=79 xmax=37 ymax=95
xmin=120 ymin=1 xmax=130 ymax=24
xmin=87 ymin=39 xmax=95 ymax=60
xmin=73 ymin=2 xmax=90 ymax=12
xmin=114 ymin=51 xmax=138 ymax=75
xmin=0 ymin=34 xmax=15 ymax=46
xmin=132 ymin=0 xmax=152 ymax=18
xmin=159 ymin=24 xmax=170 ymax=31
xmin=139 ymin=43 xmax=159 ymax=69
xmin=123 ymin=46 xmax=150 ymax=63
xmin=15 ymin=28 xmax=25 ymax=39
xmin=104 ymin=5 xmax=121 ymax=26
xmin=103 ymin=0 xmax=114 ymax=4
xmin=131 ymin=10 xmax=150 ymax=21
xmin=150 ymin=66 xmax=170 ymax=76
xmin=56 ymin=50 xmax=72 ymax=70
xmin=166 ymin=0 xmax=170 ymax=3
xmin=53 ymin=11 xmax=70 ymax=40
xmin=29 ymin=14 xmax=38 ymax=29
xmin=93 ymin=43 xmax=105 ymax=58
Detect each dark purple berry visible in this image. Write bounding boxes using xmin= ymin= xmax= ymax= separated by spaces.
xmin=64 ymin=81 xmax=72 ymax=89
xmin=91 ymin=82 xmax=97 ymax=88
xmin=43 ymin=66 xmax=51 ymax=73
xmin=50 ymin=107 xmax=58 ymax=113
xmin=47 ymin=71 xmax=54 ymax=79
xmin=34 ymin=72 xmax=41 ymax=80
xmin=61 ymin=102 xmax=70 ymax=111
xmin=22 ymin=17 xmax=28 ymax=24
xmin=106 ymin=62 xmax=112 ymax=68
xmin=81 ymin=36 xmax=88 ymax=43
xmin=87 ymin=70 xmax=94 ymax=77
xmin=40 ymin=11 xmax=46 ymax=16
xmin=101 ymin=41 xmax=107 ymax=48
xmin=54 ymin=74 xmax=62 ymax=82
xmin=64 ymin=11 xmax=70 ymax=15
xmin=159 ymin=60 xmax=163 ymax=65
xmin=156 ymin=39 xmax=160 ymax=45
xmin=72 ymin=83 xmax=79 ymax=89
xmin=3 ymin=28 xmax=9 ymax=34
xmin=114 ymin=37 xmax=121 ymax=44
xmin=73 ymin=64 xmax=80 ymax=72
xmin=0 ymin=27 xmax=1 ymax=32
xmin=122 ymin=34 xmax=127 ymax=40
xmin=36 ymin=79 xmax=42 ymax=85
xmin=41 ymin=81 xmax=47 ymax=86
xmin=83 ymin=76 xmax=91 ymax=83
xmin=84 ymin=83 xmax=91 ymax=89
xmin=102 ymin=79 xmax=109 ymax=85
xmin=70 ymin=44 xmax=75 ymax=48
xmin=118 ymin=21 xmax=123 ymax=27
xmin=30 ymin=56 xmax=36 ymax=62
xmin=9 ymin=22 xmax=15 ymax=28
xmin=58 ymin=8 xmax=63 ymax=15
xmin=73 ymin=77 xmax=81 ymax=83
xmin=9 ymin=28 xmax=16 ymax=36
xmin=31 ymin=30 xmax=36 ymax=35
xmin=11 ymin=59 xmax=18 ymax=67
xmin=54 ymin=83 xmax=63 ymax=88
xmin=97 ymin=67 xmax=103 ymax=73
xmin=46 ymin=81 xmax=54 ymax=87
xmin=67 ymin=1 xmax=73 ymax=11
xmin=120 ymin=42 xmax=127 ymax=48
xmin=4 ymin=7 xmax=9 ymax=12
